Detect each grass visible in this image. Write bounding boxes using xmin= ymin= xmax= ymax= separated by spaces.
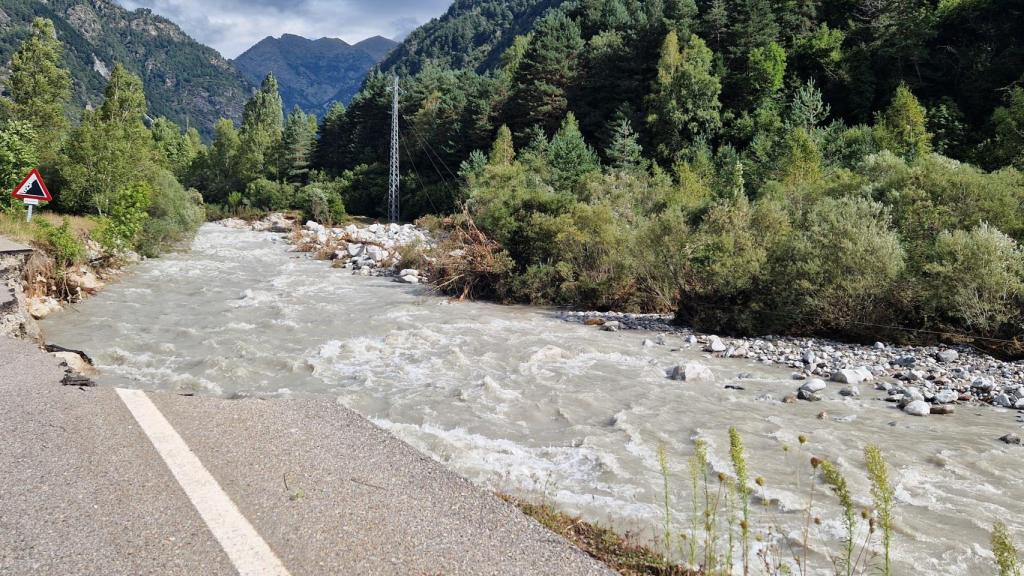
xmin=500 ymin=495 xmax=694 ymax=576
xmin=0 ymin=210 xmax=96 ymax=245
xmin=994 ymin=522 xmax=1022 ymax=576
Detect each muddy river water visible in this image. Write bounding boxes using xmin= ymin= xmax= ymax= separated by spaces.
xmin=44 ymin=224 xmax=1023 ymax=575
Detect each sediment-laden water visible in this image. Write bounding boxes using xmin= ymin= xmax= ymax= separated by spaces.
xmin=44 ymin=224 xmax=1023 ymax=575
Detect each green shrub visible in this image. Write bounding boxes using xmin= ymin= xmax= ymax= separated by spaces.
xmin=775 ymin=196 xmax=905 ymax=333
xmin=137 ymin=170 xmax=204 ymax=257
xmin=96 ymin=182 xmax=151 ymax=253
xmin=34 ymin=217 xmax=85 ymax=267
xmin=244 ymin=178 xmax=293 ymax=211
xmin=925 ymin=225 xmax=1024 ymax=333
xmin=296 ymin=180 xmax=346 ymax=224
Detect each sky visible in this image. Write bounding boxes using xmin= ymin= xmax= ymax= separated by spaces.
xmin=115 ymin=0 xmax=453 ymax=59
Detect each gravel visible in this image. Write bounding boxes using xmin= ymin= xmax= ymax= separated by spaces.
xmin=562 ymin=310 xmax=1024 ymax=411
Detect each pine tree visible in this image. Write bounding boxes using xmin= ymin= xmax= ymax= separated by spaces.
xmin=238 ymin=74 xmax=285 ymax=181
xmin=506 ymin=11 xmax=585 ymax=137
xmin=313 ymin=102 xmax=347 ymax=172
xmin=489 ymin=125 xmax=516 ymax=166
xmin=606 ymin=117 xmax=644 ymax=172
xmin=547 ymin=112 xmax=600 ymax=192
xmin=280 ymin=106 xmax=318 ymax=184
xmin=876 ymin=83 xmax=932 ymax=161
xmin=645 ymin=32 xmax=722 ymax=163
xmin=6 ymin=18 xmax=72 ymax=161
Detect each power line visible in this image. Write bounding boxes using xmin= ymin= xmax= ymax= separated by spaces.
xmin=399 ymin=130 xmax=440 ymax=213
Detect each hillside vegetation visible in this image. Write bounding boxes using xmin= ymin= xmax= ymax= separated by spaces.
xmin=0 ymin=0 xmax=250 ymax=138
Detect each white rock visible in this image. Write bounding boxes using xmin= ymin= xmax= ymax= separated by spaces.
xmin=365 ymin=245 xmax=386 ymax=262
xmin=933 ymin=390 xmax=958 ymax=404
xmin=972 ymin=378 xmax=995 ymax=392
xmin=27 ymin=296 xmax=61 ymax=320
xmin=800 ymin=379 xmax=828 ymax=393
xmin=708 ymin=336 xmax=727 ymax=353
xmin=831 ymin=368 xmax=871 ymax=385
xmin=936 ymin=349 xmax=959 ymax=363
xmin=669 ymin=362 xmax=715 ymax=383
xmin=399 ymin=269 xmax=420 ymax=278
xmin=400 ymin=275 xmax=420 ymax=284
xmin=601 ymin=321 xmax=621 ymax=332
xmin=51 ymin=351 xmax=97 ymax=377
xmin=346 ymin=243 xmax=364 ymax=257
xmin=903 ymin=400 xmax=931 ymax=416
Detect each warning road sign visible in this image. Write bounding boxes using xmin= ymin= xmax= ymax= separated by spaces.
xmin=11 ymin=169 xmax=52 ymax=202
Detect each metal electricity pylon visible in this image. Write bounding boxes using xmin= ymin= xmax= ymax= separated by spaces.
xmin=388 ymin=75 xmax=400 ymax=224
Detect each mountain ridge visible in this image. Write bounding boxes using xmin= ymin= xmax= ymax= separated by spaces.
xmin=0 ymin=0 xmax=251 ymax=138
xmin=234 ymin=33 xmax=398 ymax=116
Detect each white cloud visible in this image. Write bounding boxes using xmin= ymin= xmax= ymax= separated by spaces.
xmin=115 ymin=0 xmax=452 ymax=58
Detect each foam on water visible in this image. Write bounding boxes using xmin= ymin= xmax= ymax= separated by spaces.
xmin=42 ymin=224 xmax=1024 ymax=575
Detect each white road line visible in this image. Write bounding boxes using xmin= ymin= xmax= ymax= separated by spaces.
xmin=115 ymin=388 xmax=292 ymax=576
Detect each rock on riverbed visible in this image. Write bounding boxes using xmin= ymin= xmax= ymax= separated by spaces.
xmin=564 ymin=310 xmax=1024 ymax=411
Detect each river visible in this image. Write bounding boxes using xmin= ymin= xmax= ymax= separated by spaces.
xmin=43 ymin=224 xmax=1023 ymax=575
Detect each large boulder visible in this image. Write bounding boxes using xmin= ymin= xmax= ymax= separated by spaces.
xmin=831 ymin=367 xmax=873 ymax=385
xmin=668 ymin=362 xmax=715 ymax=383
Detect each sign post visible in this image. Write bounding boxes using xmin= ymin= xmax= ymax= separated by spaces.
xmin=10 ymin=169 xmax=52 ymax=222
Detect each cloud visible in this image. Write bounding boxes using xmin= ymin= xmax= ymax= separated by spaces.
xmin=115 ymin=0 xmax=452 ymax=58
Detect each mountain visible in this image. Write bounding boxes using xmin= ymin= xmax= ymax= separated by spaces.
xmin=379 ymin=0 xmax=564 ymax=75
xmin=0 ymin=0 xmax=251 ymax=139
xmin=234 ymin=34 xmax=398 ymax=116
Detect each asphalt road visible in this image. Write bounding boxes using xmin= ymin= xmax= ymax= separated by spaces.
xmin=0 ymin=336 xmax=615 ymax=576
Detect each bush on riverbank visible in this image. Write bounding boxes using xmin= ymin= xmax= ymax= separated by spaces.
xmin=440 ymin=86 xmax=1024 ymax=356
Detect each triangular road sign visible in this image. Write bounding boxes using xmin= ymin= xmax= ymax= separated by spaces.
xmin=12 ymin=169 xmax=52 ymax=202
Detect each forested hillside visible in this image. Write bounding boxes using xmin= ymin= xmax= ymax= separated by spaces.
xmin=379 ymin=0 xmax=564 ymax=74
xmin=166 ymin=0 xmax=1024 ymax=354
xmin=0 ymin=0 xmax=250 ymax=138
xmin=234 ymin=34 xmax=397 ymax=117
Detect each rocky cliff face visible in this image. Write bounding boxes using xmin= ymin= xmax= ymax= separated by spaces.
xmin=233 ymin=34 xmax=397 ymax=116
xmin=0 ymin=0 xmax=251 ymax=138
